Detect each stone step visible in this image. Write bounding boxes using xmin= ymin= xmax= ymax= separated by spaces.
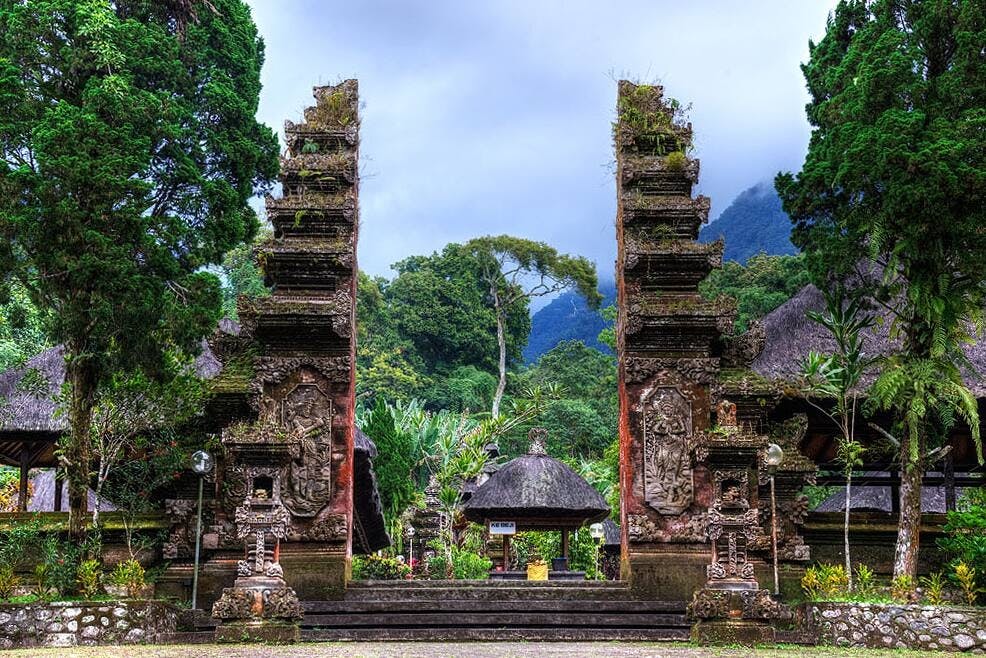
xmin=300 ymin=627 xmax=691 ymax=642
xmin=302 ymin=611 xmax=688 ymax=628
xmin=343 ymin=586 xmax=637 ymax=602
xmin=303 ymin=599 xmax=686 ymax=614
xmin=158 ymin=630 xmax=215 ymax=644
xmin=348 ymin=579 xmax=628 ymax=588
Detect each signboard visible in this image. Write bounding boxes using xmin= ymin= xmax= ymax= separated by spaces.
xmin=489 ymin=521 xmax=516 ymax=535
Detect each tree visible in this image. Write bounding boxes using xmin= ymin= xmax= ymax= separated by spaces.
xmin=362 ymin=398 xmax=419 ymax=546
xmin=0 ymin=0 xmax=279 ymax=537
xmin=218 ymin=227 xmax=271 ymax=321
xmin=463 ymin=236 xmax=601 ymax=417
xmin=388 ymin=245 xmax=531 ymax=381
xmin=0 ymin=278 xmax=51 ymax=371
xmin=777 ymin=0 xmax=985 ymax=581
xmin=699 ymin=253 xmax=811 ymax=333
xmin=800 ymin=287 xmax=875 ymax=590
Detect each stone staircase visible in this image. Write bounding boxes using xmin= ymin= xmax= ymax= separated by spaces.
xmin=174 ymin=580 xmax=693 ymax=642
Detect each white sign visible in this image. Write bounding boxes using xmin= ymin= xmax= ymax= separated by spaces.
xmin=489 ymin=521 xmax=516 ymax=535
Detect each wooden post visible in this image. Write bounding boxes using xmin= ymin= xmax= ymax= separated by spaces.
xmin=54 ymin=469 xmax=63 ymax=512
xmin=18 ymin=446 xmax=30 ymax=512
xmin=502 ymin=534 xmax=510 ymax=571
xmin=561 ymin=528 xmax=569 ymax=559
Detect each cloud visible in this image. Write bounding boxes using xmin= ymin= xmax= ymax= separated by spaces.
xmin=246 ymin=0 xmax=837 ymax=280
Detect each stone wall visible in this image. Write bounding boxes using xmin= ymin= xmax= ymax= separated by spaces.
xmin=802 ymin=602 xmax=986 ymax=652
xmin=0 ymin=600 xmax=178 ymax=648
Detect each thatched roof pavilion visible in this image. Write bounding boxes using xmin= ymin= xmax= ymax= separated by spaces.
xmin=464 ymin=428 xmax=609 ymax=571
xmin=463 ymin=428 xmax=610 ymax=529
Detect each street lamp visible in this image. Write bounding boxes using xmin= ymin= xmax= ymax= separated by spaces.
xmin=589 ymin=522 xmax=605 ymax=580
xmin=190 ymin=450 xmax=214 ymax=610
xmin=765 ymin=443 xmax=785 ymax=597
xmin=406 ymin=525 xmax=416 ymax=572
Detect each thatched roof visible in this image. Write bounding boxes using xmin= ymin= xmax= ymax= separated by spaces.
xmin=24 ymin=469 xmax=115 ymax=513
xmin=751 ymin=284 xmax=986 ymax=397
xmin=352 ymin=428 xmax=390 ymax=554
xmin=463 ymin=429 xmax=610 ymax=528
xmin=0 ymin=343 xmax=223 ymax=436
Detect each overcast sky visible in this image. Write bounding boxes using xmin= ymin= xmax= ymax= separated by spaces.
xmin=245 ymin=1 xmax=837 ymax=282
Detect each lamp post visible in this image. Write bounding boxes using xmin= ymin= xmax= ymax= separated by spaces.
xmin=406 ymin=525 xmax=416 ymax=573
xmin=190 ymin=450 xmax=214 ymax=610
xmin=765 ymin=443 xmax=785 ymax=597
xmin=589 ymin=522 xmax=605 ymax=580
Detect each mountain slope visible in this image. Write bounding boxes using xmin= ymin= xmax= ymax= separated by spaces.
xmin=522 ymin=281 xmax=616 ymax=363
xmin=698 ymin=182 xmax=797 ymax=263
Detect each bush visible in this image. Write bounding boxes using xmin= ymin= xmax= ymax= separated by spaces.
xmin=351 ymin=554 xmax=410 ymax=581
xmin=801 ymin=563 xmax=849 ymax=601
xmin=451 ymin=549 xmax=491 ymax=580
xmin=941 ymin=488 xmax=986 ymax=598
xmin=76 ymin=559 xmax=102 ymax=600
xmin=954 ymin=561 xmax=979 ymax=605
xmin=0 ymin=564 xmax=19 ymax=600
xmin=920 ymin=571 xmax=946 ymax=605
xmin=854 ymin=564 xmax=876 ymax=600
xmin=110 ymin=559 xmax=146 ymax=598
xmin=32 ymin=564 xmax=53 ymax=601
xmin=891 ymin=574 xmax=915 ymax=603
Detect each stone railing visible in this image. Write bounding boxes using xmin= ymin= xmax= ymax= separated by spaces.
xmin=0 ymin=600 xmax=178 ymax=648
xmin=801 ymin=601 xmax=986 ymax=652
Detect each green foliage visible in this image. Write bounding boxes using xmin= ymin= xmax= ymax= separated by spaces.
xmin=363 ymin=398 xmax=420 ymax=548
xmin=32 ymin=564 xmax=53 ymax=602
xmin=423 ymin=366 xmax=497 ymax=413
xmin=954 ymin=561 xmax=979 ymax=606
xmin=597 ymin=304 xmax=617 ymax=352
xmin=778 ymin=0 xmax=985 ymax=579
xmin=351 ymin=554 xmax=410 ymax=581
xmin=425 ymin=545 xmax=490 ymax=580
xmin=0 ymin=278 xmax=51 ymax=371
xmin=110 ymin=559 xmax=146 ymax=598
xmin=801 ymin=484 xmax=837 ymax=510
xmin=0 ymin=563 xmax=18 ymax=600
xmin=801 ymin=563 xmax=849 ymax=601
xmin=218 ymin=228 xmax=272 ymax=321
xmin=941 ymin=488 xmax=986 ymax=584
xmin=920 ymin=571 xmax=946 ymax=605
xmin=76 ymin=559 xmax=102 ymax=600
xmin=0 ymin=0 xmax=279 ymax=534
xmin=891 ymin=574 xmax=916 ymax=603
xmin=854 ymin=564 xmax=876 ymax=600
xmin=699 ymin=254 xmax=810 ymax=333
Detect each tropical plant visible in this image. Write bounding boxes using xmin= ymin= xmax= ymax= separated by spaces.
xmin=110 ymin=559 xmax=146 ymax=599
xmin=0 ymin=0 xmax=279 ymax=538
xmin=853 ymin=564 xmax=876 ymax=601
xmin=32 ymin=564 xmax=53 ymax=601
xmin=801 ymin=286 xmax=874 ymax=590
xmin=777 ymin=0 xmax=985 ymax=583
xmin=801 ymin=563 xmax=849 ymax=601
xmin=351 ymin=554 xmax=410 ymax=581
xmin=891 ymin=574 xmax=916 ymax=603
xmin=920 ymin=571 xmax=946 ymax=606
xmin=941 ymin=488 xmax=986 ymax=581
xmin=0 ymin=564 xmax=19 ymax=600
xmin=76 ymin=559 xmax=102 ymax=600
xmin=954 ymin=561 xmax=979 ymax=606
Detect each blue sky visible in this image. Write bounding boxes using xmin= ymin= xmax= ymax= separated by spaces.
xmin=245 ymin=1 xmax=837 ymax=281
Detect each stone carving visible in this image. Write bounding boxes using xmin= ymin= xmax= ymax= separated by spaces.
xmin=627 ymin=511 xmax=707 ymax=544
xmin=687 ymin=588 xmax=731 ymax=620
xmin=706 ymin=469 xmax=760 ymax=589
xmin=162 ymin=499 xmax=196 ymax=559
xmin=250 ymin=356 xmax=351 ymax=403
xmin=740 ymin=589 xmax=792 ymax=621
xmin=721 ymin=320 xmax=766 ymax=367
xmin=304 ymin=514 xmax=348 ymax=542
xmin=642 ymin=386 xmax=694 ymax=514
xmin=715 ymin=399 xmax=738 ymax=431
xmin=623 ymin=357 xmax=718 ymax=385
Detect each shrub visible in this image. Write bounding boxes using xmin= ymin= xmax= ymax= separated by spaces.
xmin=801 ymin=563 xmax=849 ymax=601
xmin=0 ymin=564 xmax=19 ymax=600
xmin=920 ymin=571 xmax=946 ymax=605
xmin=32 ymin=564 xmax=53 ymax=601
xmin=110 ymin=559 xmax=146 ymax=598
xmin=76 ymin=559 xmax=102 ymax=600
xmin=853 ymin=564 xmax=876 ymax=600
xmin=954 ymin=561 xmax=978 ymax=605
xmin=941 ymin=488 xmax=986 ymax=578
xmin=451 ymin=549 xmax=491 ymax=580
xmin=891 ymin=574 xmax=915 ymax=603
xmin=665 ymin=150 xmax=687 ymax=172
xmin=351 ymin=555 xmax=410 ymax=581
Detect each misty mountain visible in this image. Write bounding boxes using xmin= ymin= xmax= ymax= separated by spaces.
xmin=698 ymin=182 xmax=797 ymax=263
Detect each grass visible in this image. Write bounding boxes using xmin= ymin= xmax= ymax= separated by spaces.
xmin=0 ymin=644 xmax=961 ymax=658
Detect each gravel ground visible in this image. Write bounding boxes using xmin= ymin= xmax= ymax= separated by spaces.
xmin=1 ymin=644 xmax=957 ymax=658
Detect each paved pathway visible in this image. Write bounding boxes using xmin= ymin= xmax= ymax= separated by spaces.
xmin=3 ymin=643 xmax=954 ymax=658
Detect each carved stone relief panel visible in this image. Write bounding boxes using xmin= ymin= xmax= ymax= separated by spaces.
xmin=275 ymin=367 xmax=334 ymax=518
xmin=642 ymin=386 xmax=694 ymax=514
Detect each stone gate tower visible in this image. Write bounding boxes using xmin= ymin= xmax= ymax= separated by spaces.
xmin=215 ymin=80 xmax=360 ymax=600
xmin=614 ymin=81 xmax=733 ymax=597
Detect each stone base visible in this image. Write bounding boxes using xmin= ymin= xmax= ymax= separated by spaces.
xmin=626 ymin=550 xmax=711 ymax=600
xmin=691 ymin=620 xmax=775 ymax=646
xmin=214 ymin=621 xmax=300 ymax=644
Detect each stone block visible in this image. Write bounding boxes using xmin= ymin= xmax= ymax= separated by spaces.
xmin=692 ymin=620 xmax=775 ymax=646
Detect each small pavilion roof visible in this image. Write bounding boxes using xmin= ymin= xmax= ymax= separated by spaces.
xmin=463 ymin=429 xmax=610 ymax=529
